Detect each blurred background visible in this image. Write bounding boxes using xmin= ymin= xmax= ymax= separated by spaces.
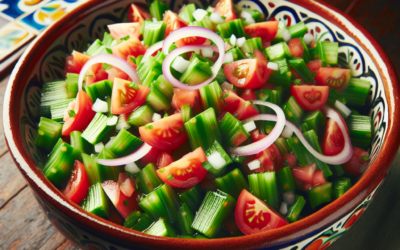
xmin=0 ymin=0 xmax=399 ymax=249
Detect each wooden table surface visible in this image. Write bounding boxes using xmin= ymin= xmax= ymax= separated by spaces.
xmin=1 ymin=0 xmax=400 ymax=249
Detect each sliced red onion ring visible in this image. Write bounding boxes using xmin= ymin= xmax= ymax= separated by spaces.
xmin=78 ymin=54 xmax=140 ymax=91
xmin=162 ymin=45 xmax=219 ymax=90
xmin=142 ymin=40 xmax=164 ymax=63
xmin=229 ymin=100 xmax=286 ymax=156
xmin=96 ymin=142 xmax=152 ymax=166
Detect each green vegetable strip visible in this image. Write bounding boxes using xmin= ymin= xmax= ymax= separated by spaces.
xmin=301 ymin=111 xmax=326 ymax=138
xmin=82 ymin=153 xmax=102 ymax=185
xmin=179 ymin=3 xmax=196 ymax=22
xmin=288 ymin=58 xmax=314 ymax=83
xmin=149 ymin=0 xmax=168 ymax=21
xmin=177 ymin=203 xmax=196 ymax=235
xmin=144 ymin=218 xmax=178 ymax=237
xmin=190 ymin=53 xmax=215 ymax=66
xmin=215 ymin=68 xmax=228 ymax=85
xmin=332 ymin=177 xmax=352 ymax=200
xmin=283 ymin=96 xmax=305 ymax=128
xmin=191 ymin=190 xmax=236 ymax=238
xmin=299 ymin=38 xmax=311 ymax=63
xmin=309 ymin=47 xmax=318 ymax=60
xmin=181 ymin=104 xmax=193 ymax=124
xmin=226 ymin=47 xmax=246 ymax=61
xmin=137 ymin=57 xmax=162 ymax=81
xmin=216 ymin=19 xmax=246 ymax=38
xmin=35 ymin=117 xmax=62 ymax=151
xmin=127 ymin=104 xmax=155 ymax=127
xmin=65 ymin=73 xmax=79 ymax=97
xmin=130 ymin=213 xmax=155 ymax=231
xmin=97 ymin=147 xmax=123 ymax=182
xmin=326 ymin=89 xmax=346 ymax=106
xmin=85 ymin=80 xmax=113 ymax=103
xmin=277 ymin=166 xmax=296 ymax=196
xmin=81 ymin=113 xmax=118 ymax=145
xmin=124 ymin=211 xmax=142 ymax=229
xmin=199 ymin=81 xmax=224 ymax=115
xmin=142 ymin=66 xmax=163 ymax=87
xmin=50 ymin=98 xmax=75 ymax=122
xmin=214 ymin=168 xmax=248 ymax=199
xmin=180 ymin=57 xmax=213 ymax=86
xmin=83 ymin=182 xmax=110 ymax=218
xmin=218 ymin=112 xmax=250 ymax=147
xmin=70 ymin=131 xmax=94 ymax=155
xmin=317 ymin=42 xmax=339 ymax=65
xmin=286 ymin=195 xmax=306 ymax=223
xmin=340 ymin=78 xmax=371 ymax=106
xmin=249 ymin=172 xmax=280 ymax=210
xmin=248 ymin=173 xmax=261 ymax=198
xmin=346 ymin=115 xmax=372 ymax=149
xmin=136 ymin=163 xmax=163 ymax=194
xmin=255 ymin=88 xmax=283 ymax=134
xmin=201 ymin=140 xmax=232 ymax=175
xmin=274 ymin=138 xmax=292 ymax=155
xmin=146 ymin=79 xmax=172 ymax=111
xmin=303 ymin=130 xmax=332 ymax=177
xmin=267 ymin=59 xmax=292 ymax=87
xmin=230 ymin=154 xmax=248 ymax=164
xmin=265 ymin=42 xmax=293 ymax=61
xmin=240 ymin=37 xmax=263 ymax=55
xmin=152 ymin=75 xmax=174 ymax=99
xmin=189 ymin=15 xmax=214 ymax=31
xmin=178 ymin=184 xmax=205 ymax=212
xmin=109 ymin=128 xmax=143 ymax=157
xmin=287 ymin=22 xmax=308 ymax=38
xmin=43 ymin=142 xmax=80 ymax=188
xmin=40 ymin=80 xmax=75 ymax=118
xmin=332 ymin=165 xmax=345 ymax=177
xmin=185 ymin=108 xmax=222 ymax=152
xmin=143 ymin=21 xmax=166 ymax=46
xmin=286 ymin=137 xmax=315 ymax=167
xmin=308 ymin=182 xmax=332 ymax=209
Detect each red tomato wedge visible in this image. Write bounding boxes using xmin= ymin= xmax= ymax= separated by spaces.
xmin=65 ymin=51 xmax=91 ymax=74
xmin=111 ymin=78 xmax=149 ymax=115
xmin=221 ymin=90 xmax=259 ymax=120
xmin=157 ymin=151 xmax=175 ymax=169
xmin=244 ymin=21 xmax=279 ymax=43
xmin=288 ymin=38 xmax=305 ymax=58
xmin=62 ymin=90 xmax=96 ymax=136
xmin=101 ymin=181 xmax=141 ymax=219
xmin=312 ymin=170 xmax=326 ymax=186
xmin=235 ymin=190 xmax=289 ymax=235
xmin=128 ymin=3 xmax=151 ymax=24
xmin=112 ymin=37 xmax=147 ymax=60
xmin=108 ymin=23 xmax=142 ymax=41
xmin=291 ymin=163 xmax=316 ymax=183
xmin=242 ymin=144 xmax=282 ymax=174
xmin=156 ymin=147 xmax=208 ymax=188
xmin=282 ymin=153 xmax=298 ymax=168
xmin=241 ymin=89 xmax=257 ymax=101
xmin=62 ymin=160 xmax=89 ymax=204
xmin=171 ymin=88 xmax=202 ymax=112
xmin=315 ymin=68 xmax=351 ymax=92
xmin=343 ymin=146 xmax=369 ymax=176
xmin=175 ymin=36 xmax=207 ymax=47
xmin=307 ymin=60 xmax=323 ymax=73
xmin=163 ymin=10 xmax=188 ymax=37
xmin=224 ymin=49 xmax=271 ymax=89
xmin=290 ymin=85 xmax=329 ymax=111
xmin=107 ymin=66 xmax=129 ymax=82
xmin=214 ymin=0 xmax=237 ymax=22
xmin=139 ymin=113 xmax=188 ymax=151
xmin=140 ymin=147 xmax=161 ymax=166
xmin=321 ymin=118 xmax=345 ymax=156
xmin=118 ymin=173 xmax=135 ymax=198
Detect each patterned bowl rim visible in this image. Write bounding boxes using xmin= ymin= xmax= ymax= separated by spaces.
xmin=3 ymin=0 xmax=400 ymax=249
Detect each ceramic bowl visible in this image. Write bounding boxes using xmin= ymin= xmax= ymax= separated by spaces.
xmin=4 ymin=0 xmax=400 ymax=249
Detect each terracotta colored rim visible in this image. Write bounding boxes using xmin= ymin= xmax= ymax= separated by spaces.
xmin=3 ymin=0 xmax=400 ymax=249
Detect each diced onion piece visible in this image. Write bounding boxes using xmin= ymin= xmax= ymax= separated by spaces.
xmin=116 ymin=115 xmax=130 ymax=131
xmin=171 ymin=56 xmax=191 ymax=73
xmin=105 ymin=136 xmax=116 ymax=149
xmin=281 ymin=126 xmax=293 ymax=138
xmin=97 ymin=143 xmax=153 ymax=166
xmin=238 ymin=78 xmax=246 ymax=85
xmin=207 ymin=6 xmax=215 ymax=12
xmin=267 ymin=62 xmax=279 ymax=71
xmin=303 ymin=33 xmax=314 ymax=45
xmin=152 ymin=17 xmax=158 ymax=22
xmin=248 ymin=159 xmax=261 ymax=170
xmin=230 ymin=34 xmax=237 ymax=46
xmin=334 ymin=100 xmax=352 ymax=118
xmin=152 ymin=113 xmax=162 ymax=122
xmin=209 ymin=12 xmax=224 ymax=24
xmin=243 ymin=121 xmax=257 ymax=133
xmin=282 ymin=30 xmax=292 ymax=43
xmin=92 ymin=98 xmax=108 ymax=113
xmin=224 ymin=52 xmax=234 ymax=63
xmin=193 ymin=9 xmax=208 ymax=21
xmin=125 ymin=162 xmax=141 ymax=174
xmin=283 ymin=191 xmax=296 ymax=205
xmin=107 ymin=116 xmax=119 ymax=126
xmin=237 ymin=37 xmax=246 ymax=47
xmin=207 ymin=152 xmax=226 ymax=170
xmin=201 ymin=47 xmax=214 ymax=58
xmin=280 ymin=202 xmax=288 ymax=215
xmin=141 ymin=40 xmax=144 ymax=45
xmin=94 ymin=142 xmax=104 ymax=153
xmin=240 ymin=10 xmax=255 ymax=24
xmin=221 ymin=81 xmax=234 ymax=92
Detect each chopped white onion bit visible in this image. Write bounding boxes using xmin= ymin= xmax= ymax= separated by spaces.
xmin=116 ymin=115 xmax=130 ymax=131
xmin=238 ymin=78 xmax=246 ymax=85
xmin=107 ymin=116 xmax=119 ymax=126
xmin=152 ymin=17 xmax=158 ymax=22
xmin=334 ymin=100 xmax=352 ymax=118
xmin=201 ymin=48 xmax=214 ymax=58
xmin=281 ymin=126 xmax=293 ymax=138
xmin=193 ymin=9 xmax=208 ymax=21
xmin=223 ymin=52 xmax=234 ymax=63
xmin=267 ymin=62 xmax=279 ymax=71
xmin=243 ymin=121 xmax=257 ymax=133
xmin=94 ymin=142 xmax=105 ymax=153
xmin=209 ymin=13 xmax=224 ymax=24
xmin=240 ymin=10 xmax=255 ymax=24
xmin=152 ymin=113 xmax=162 ymax=122
xmin=125 ymin=162 xmax=141 ymax=175
xmin=283 ymin=191 xmax=296 ymax=205
xmin=280 ymin=202 xmax=288 ymax=215
xmin=230 ymin=34 xmax=237 ymax=46
xmin=282 ymin=30 xmax=292 ymax=43
xmin=207 ymin=6 xmax=215 ymax=12
xmin=141 ymin=40 xmax=144 ymax=45
xmin=303 ymin=33 xmax=314 ymax=45
xmin=237 ymin=37 xmax=246 ymax=47
xmin=171 ymin=56 xmax=190 ymax=73
xmin=248 ymin=159 xmax=261 ymax=170
xmin=105 ymin=136 xmax=116 ymax=149
xmin=92 ymin=98 xmax=108 ymax=113
xmin=221 ymin=81 xmax=234 ymax=92
xmin=207 ymin=152 xmax=226 ymax=170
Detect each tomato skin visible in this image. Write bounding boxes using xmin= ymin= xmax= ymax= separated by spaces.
xmin=343 ymin=146 xmax=369 ymax=176
xmin=62 ymin=160 xmax=89 ymax=204
xmin=163 ymin=10 xmax=188 ymax=37
xmin=139 ymin=113 xmax=188 ymax=151
xmin=221 ymin=90 xmax=259 ymax=120
xmin=140 ymin=147 xmax=160 ymax=166
xmin=118 ymin=173 xmax=135 ymax=198
xmin=128 ymin=3 xmax=151 ymax=24
xmin=241 ymin=89 xmax=257 ymax=101
xmin=315 ymin=67 xmax=351 ymax=92
xmin=312 ymin=170 xmax=326 ymax=187
xmin=171 ymin=88 xmax=202 ymax=112
xmin=214 ymin=0 xmax=237 ymax=22
xmin=288 ymin=38 xmax=304 ymax=58
xmin=241 ymin=144 xmax=282 ymax=174
xmin=307 ymin=60 xmax=323 ymax=73
xmin=291 ymin=163 xmax=316 ymax=184
xmin=65 ymin=51 xmax=91 ymax=74
xmin=107 ymin=66 xmax=129 ymax=82
xmin=111 ymin=78 xmax=149 ymax=115
xmin=290 ymin=85 xmax=329 ymax=111
xmin=321 ymin=118 xmax=345 ymax=156
xmin=235 ymin=190 xmax=289 ymax=235
xmin=157 ymin=147 xmax=208 ymax=188
xmin=282 ymin=153 xmax=298 ymax=168
xmin=62 ymin=91 xmax=96 ymax=136
xmin=244 ymin=21 xmax=279 ymax=42
xmin=112 ymin=37 xmax=147 ymax=60
xmin=157 ymin=151 xmax=175 ymax=169
xmin=108 ymin=23 xmax=142 ymax=41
